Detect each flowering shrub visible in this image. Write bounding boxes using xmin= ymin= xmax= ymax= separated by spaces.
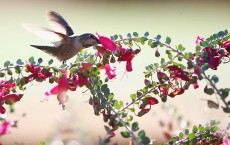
xmin=0 ymin=30 xmax=230 ymax=145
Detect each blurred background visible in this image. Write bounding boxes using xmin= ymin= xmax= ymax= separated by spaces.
xmin=0 ymin=0 xmax=230 ymax=145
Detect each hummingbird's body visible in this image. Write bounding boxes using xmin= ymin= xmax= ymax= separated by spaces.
xmin=23 ymin=11 xmax=100 ymax=63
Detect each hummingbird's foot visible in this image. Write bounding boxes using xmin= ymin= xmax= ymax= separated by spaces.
xmin=62 ymin=60 xmax=66 ymax=64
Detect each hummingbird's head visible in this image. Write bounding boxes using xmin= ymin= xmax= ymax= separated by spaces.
xmin=79 ymin=33 xmax=100 ymax=48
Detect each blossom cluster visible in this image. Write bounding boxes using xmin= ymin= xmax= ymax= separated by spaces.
xmin=195 ymin=36 xmax=230 ymax=70
xmin=0 ymin=80 xmax=23 ymax=114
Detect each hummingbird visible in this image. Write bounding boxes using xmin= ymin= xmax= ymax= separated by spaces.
xmin=23 ymin=10 xmax=100 ymax=64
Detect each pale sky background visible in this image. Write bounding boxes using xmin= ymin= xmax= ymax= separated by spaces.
xmin=0 ymin=0 xmax=230 ymax=145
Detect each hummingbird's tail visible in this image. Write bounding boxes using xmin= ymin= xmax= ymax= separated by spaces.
xmin=30 ymin=45 xmax=58 ymax=56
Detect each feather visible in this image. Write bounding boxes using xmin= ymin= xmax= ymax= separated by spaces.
xmin=22 ymin=23 xmax=65 ymax=47
xmin=46 ymin=10 xmax=74 ymax=36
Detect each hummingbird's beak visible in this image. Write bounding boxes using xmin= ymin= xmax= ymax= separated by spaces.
xmin=96 ymin=38 xmax=101 ymax=44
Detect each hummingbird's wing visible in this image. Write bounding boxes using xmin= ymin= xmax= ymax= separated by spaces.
xmin=46 ymin=11 xmax=74 ymax=36
xmin=22 ymin=23 xmax=67 ymax=47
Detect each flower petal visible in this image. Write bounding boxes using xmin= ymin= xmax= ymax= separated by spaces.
xmin=194 ymin=35 xmax=205 ymax=45
xmin=0 ymin=120 xmax=11 ymax=136
xmin=96 ymin=33 xmax=117 ymax=52
xmin=103 ymin=64 xmax=116 ymax=80
xmin=4 ymin=93 xmax=23 ymax=104
xmin=126 ymin=61 xmax=133 ymax=72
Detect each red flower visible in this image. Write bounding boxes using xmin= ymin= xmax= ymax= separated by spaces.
xmin=0 ymin=106 xmax=6 ymax=114
xmin=167 ymin=66 xmax=189 ymax=81
xmin=26 ymin=63 xmax=52 ymax=81
xmin=0 ymin=81 xmax=22 ymax=114
xmin=169 ymin=88 xmax=185 ymax=97
xmin=4 ymin=93 xmax=23 ymax=104
xmin=118 ymin=48 xmax=135 ymax=72
xmin=157 ymin=72 xmax=169 ymax=84
xmin=159 ymin=86 xmax=168 ymax=97
xmin=43 ymin=70 xmax=69 ymax=105
xmin=96 ymin=33 xmax=117 ymax=52
xmin=147 ymin=97 xmax=158 ymax=105
xmin=0 ymin=120 xmax=11 ymax=136
xmin=201 ymin=47 xmax=221 ymax=70
xmin=110 ymin=131 xmax=116 ymax=137
xmin=103 ymin=64 xmax=116 ymax=80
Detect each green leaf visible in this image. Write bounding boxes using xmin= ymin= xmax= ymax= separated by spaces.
xmin=130 ymin=108 xmax=135 ymax=112
xmin=4 ymin=61 xmax=10 ymax=67
xmin=29 ymin=56 xmax=35 ymax=64
xmin=7 ymin=69 xmax=12 ymax=75
xmin=127 ymin=33 xmax=132 ymax=38
xmin=114 ymin=34 xmax=118 ymax=40
xmin=179 ymin=132 xmax=184 ymax=139
xmin=185 ymin=129 xmax=189 ymax=135
xmin=39 ymin=141 xmax=46 ymax=145
xmin=202 ymin=63 xmax=209 ymax=71
xmin=178 ymin=44 xmax=185 ymax=51
xmin=14 ymin=65 xmax=21 ymax=74
xmin=161 ymin=58 xmax=165 ymax=64
xmin=110 ymin=36 xmax=114 ymax=40
xmin=130 ymin=94 xmax=137 ymax=100
xmin=121 ymin=131 xmax=130 ymax=138
xmin=133 ymin=32 xmax=138 ymax=37
xmin=101 ymin=84 xmax=110 ymax=96
xmin=38 ymin=58 xmax=43 ymax=64
xmin=192 ymin=126 xmax=198 ymax=133
xmin=144 ymin=32 xmax=149 ymax=37
xmin=199 ymin=126 xmax=204 ymax=133
xmin=165 ymin=37 xmax=171 ymax=45
xmin=141 ymin=136 xmax=151 ymax=144
xmin=0 ymin=72 xmax=5 ymax=77
xmin=49 ymin=77 xmax=54 ymax=84
xmin=188 ymin=133 xmax=195 ymax=140
xmin=119 ymin=35 xmax=123 ymax=40
xmin=128 ymin=115 xmax=133 ymax=122
xmin=16 ymin=59 xmax=24 ymax=65
xmin=184 ymin=52 xmax=192 ymax=59
xmin=48 ymin=59 xmax=53 ymax=65
xmin=131 ymin=122 xmax=139 ymax=132
xmin=155 ymin=34 xmax=161 ymax=40
xmin=206 ymin=88 xmax=214 ymax=95
xmin=108 ymin=93 xmax=114 ymax=100
xmin=70 ymin=67 xmax=78 ymax=73
xmin=211 ymin=75 xmax=219 ymax=83
xmin=138 ymin=130 xmax=145 ymax=138
xmin=220 ymin=88 xmax=230 ymax=99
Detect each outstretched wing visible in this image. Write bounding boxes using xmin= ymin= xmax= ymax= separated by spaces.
xmin=22 ymin=23 xmax=66 ymax=47
xmin=46 ymin=10 xmax=74 ymax=36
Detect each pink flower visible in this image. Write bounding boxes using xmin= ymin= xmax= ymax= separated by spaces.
xmin=195 ymin=35 xmax=205 ymax=45
xmin=223 ymin=138 xmax=230 ymax=145
xmin=0 ymin=120 xmax=11 ymax=136
xmin=222 ymin=40 xmax=230 ymax=54
xmin=193 ymin=81 xmax=199 ymax=89
xmin=43 ymin=70 xmax=69 ymax=105
xmin=96 ymin=33 xmax=117 ymax=52
xmin=103 ymin=64 xmax=116 ymax=80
